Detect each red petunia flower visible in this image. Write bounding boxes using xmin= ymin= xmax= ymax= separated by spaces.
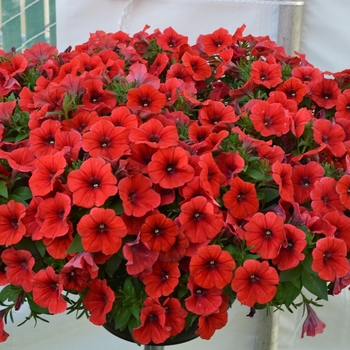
xmin=223 ymin=176 xmax=259 ymax=220
xmin=336 ymin=174 xmax=350 ymax=209
xmin=0 ymin=312 xmax=9 ymax=343
xmin=198 ymin=152 xmax=226 ymax=199
xmin=43 ymin=227 xmax=73 ymax=259
xmin=36 ymin=192 xmax=71 ymax=239
xmin=313 ymin=118 xmax=346 ymax=157
xmin=83 ymin=278 xmax=115 ymax=325
xmin=335 ymin=89 xmax=350 ymax=120
xmin=215 ymin=152 xmax=244 ymax=186
xmin=202 ymin=28 xmax=233 ymax=55
xmin=29 ymin=152 xmax=67 ymax=197
xmin=310 ymin=177 xmax=345 ymax=215
xmin=126 ymin=83 xmax=166 ymax=114
xmin=129 ymin=117 xmax=179 ymax=149
xmin=1 ymin=248 xmax=35 ymax=292
xmin=181 ymin=52 xmax=212 ymax=81
xmin=0 ymin=147 xmax=35 ymax=172
xmin=82 ymin=119 xmax=130 ymax=160
xmin=244 ymin=212 xmax=285 ymax=259
xmin=162 ymin=297 xmax=188 ymax=337
xmin=107 ymin=106 xmax=139 ymax=128
xmin=81 ymin=78 xmax=116 ymax=113
xmin=310 ymin=78 xmax=341 ymax=109
xmin=189 ymin=245 xmax=235 ymax=289
xmin=28 ymin=119 xmax=61 ymax=157
xmin=143 ymin=261 xmax=180 ymax=298
xmin=123 ymin=236 xmax=159 ymax=276
xmin=312 ymin=236 xmax=349 ymax=281
xmin=118 ymin=173 xmax=161 ymax=217
xmin=140 ymin=213 xmax=178 ymax=251
xmin=272 ymin=161 xmax=294 ymax=202
xmin=132 ymin=299 xmax=171 ymax=345
xmin=250 ymin=60 xmax=283 ymax=88
xmin=250 ymin=101 xmax=290 ymax=137
xmin=275 ymin=77 xmax=307 ymax=103
xmin=54 ymin=129 xmax=82 ymax=163
xmin=61 ymin=110 xmax=100 ymax=134
xmin=159 ymin=231 xmax=189 ymax=263
xmin=32 ymin=266 xmax=67 ymax=314
xmin=185 ymin=276 xmax=223 ymax=315
xmin=272 ymin=224 xmax=306 ymax=270
xmin=156 ymin=27 xmax=188 ymax=52
xmin=290 ymin=107 xmax=313 ymax=138
xmin=148 ymin=146 xmax=195 ymax=189
xmin=324 ymin=211 xmax=350 ymax=251
xmin=77 ymin=207 xmax=127 ymax=255
xmin=291 ymin=161 xmax=325 ymax=204
xmin=301 ymin=303 xmax=326 ymax=338
xmin=231 ymin=259 xmax=279 ymax=307
xmin=67 ymin=157 xmax=118 ymax=208
xmin=291 ymin=65 xmax=323 ymax=88
xmin=195 ymin=296 xmax=229 ymax=340
xmin=179 ymin=196 xmax=223 ymax=243
xmin=0 ymin=200 xmax=26 ymax=246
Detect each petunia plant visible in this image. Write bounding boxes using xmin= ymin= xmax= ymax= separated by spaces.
xmin=1 ymin=24 xmax=350 ymax=345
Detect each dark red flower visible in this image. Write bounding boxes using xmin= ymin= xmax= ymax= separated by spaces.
xmin=179 ymin=196 xmax=223 ymax=243
xmin=77 ymin=207 xmax=127 ymax=255
xmin=312 ymin=236 xmax=349 ymax=281
xmin=83 ymin=278 xmax=115 ymax=325
xmin=301 ymin=304 xmax=326 ymax=338
xmin=244 ymin=212 xmax=285 ymax=259
xmin=67 ymin=157 xmax=118 ymax=208
xmin=272 ymin=224 xmax=306 ymax=270
xmin=1 ymin=248 xmax=35 ymax=292
xmin=148 ymin=147 xmax=195 ymax=189
xmin=82 ymin=119 xmax=130 ymax=160
xmin=185 ymin=276 xmax=223 ymax=315
xmin=140 ymin=213 xmax=178 ymax=251
xmin=29 ymin=152 xmax=67 ymax=197
xmin=336 ymin=174 xmax=350 ymax=209
xmin=272 ymin=161 xmax=294 ymax=202
xmin=143 ymin=261 xmax=180 ymax=298
xmin=118 ymin=173 xmax=161 ymax=217
xmin=310 ymin=177 xmax=345 ymax=215
xmin=250 ymin=60 xmax=283 ymax=88
xmin=250 ymin=101 xmax=290 ymax=137
xmin=127 ymin=83 xmax=166 ymax=114
xmin=132 ymin=298 xmax=171 ymax=344
xmin=32 ymin=266 xmax=67 ymax=314
xmin=0 ymin=200 xmax=26 ymax=246
xmin=182 ymin=52 xmax=212 ymax=81
xmin=231 ymin=260 xmax=279 ymax=307
xmin=292 ymin=161 xmax=325 ymax=204
xmin=223 ymin=176 xmax=259 ymax=219
xmin=189 ymin=245 xmax=235 ymax=289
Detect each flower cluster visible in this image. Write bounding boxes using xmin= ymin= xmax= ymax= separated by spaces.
xmin=1 ymin=24 xmax=350 ymax=344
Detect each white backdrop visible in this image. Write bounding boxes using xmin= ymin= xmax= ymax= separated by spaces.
xmin=4 ymin=0 xmax=350 ymax=349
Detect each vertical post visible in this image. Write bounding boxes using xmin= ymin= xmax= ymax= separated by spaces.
xmin=1 ymin=0 xmax=22 ymax=51
xmin=254 ymin=308 xmax=280 ymax=350
xmin=48 ymin=0 xmax=56 ymax=46
xmin=144 ymin=346 xmax=165 ymax=350
xmin=277 ymin=0 xmax=305 ymax=55
xmin=25 ymin=0 xmax=45 ymax=48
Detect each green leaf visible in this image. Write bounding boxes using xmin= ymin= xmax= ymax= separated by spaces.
xmin=13 ymin=186 xmax=32 ymax=201
xmin=301 ymin=268 xmax=328 ymax=301
xmin=257 ymin=188 xmax=280 ymax=203
xmin=0 ymin=181 xmax=8 ymax=198
xmin=0 ymin=285 xmax=22 ymax=303
xmin=283 ymin=281 xmax=302 ymax=308
xmin=245 ymin=168 xmax=266 ymax=181
xmin=27 ymin=294 xmax=51 ymax=315
xmin=35 ymin=240 xmax=47 ymax=258
xmin=123 ymin=278 xmax=136 ymax=298
xmin=66 ymin=234 xmax=84 ymax=254
xmin=279 ymin=265 xmax=303 ymax=282
xmin=114 ymin=306 xmax=132 ymax=330
xmin=129 ymin=304 xmax=141 ymax=319
xmin=8 ymin=194 xmax=28 ymax=206
xmin=105 ymin=254 xmax=122 ymax=278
